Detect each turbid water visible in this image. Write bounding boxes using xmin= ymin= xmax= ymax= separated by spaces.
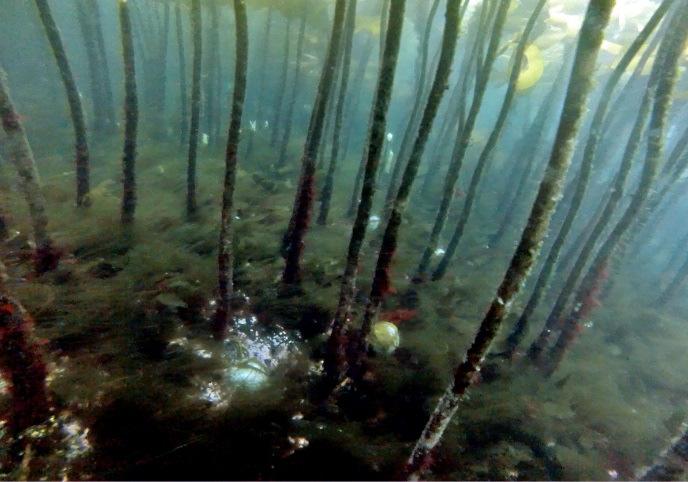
xmin=1 ymin=0 xmax=688 ymax=480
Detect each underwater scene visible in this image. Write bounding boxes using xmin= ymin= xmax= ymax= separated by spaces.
xmin=1 ymin=0 xmax=688 ymax=479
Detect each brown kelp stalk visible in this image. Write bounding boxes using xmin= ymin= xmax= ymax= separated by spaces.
xmin=378 ymin=0 xmax=390 ymax=61
xmin=87 ymin=0 xmax=116 ymax=131
xmin=345 ymin=36 xmax=381 ymax=220
xmin=211 ymin=7 xmax=224 ymax=146
xmin=382 ymin=0 xmax=441 ymax=210
xmin=0 ymin=278 xmax=52 ymax=438
xmin=186 ymin=0 xmax=202 ymax=219
xmin=417 ymin=0 xmax=485 ymax=200
xmin=502 ymin=0 xmax=670 ymax=358
xmin=598 ymin=22 xmax=664 ymax=144
xmin=316 ymin=85 xmax=337 ymax=171
xmin=129 ymin=2 xmax=152 ymax=89
xmin=623 ymin=122 xmax=688 ymax=251
xmin=75 ymin=0 xmax=106 ymax=133
xmin=426 ymin=0 xmax=547 ymax=281
xmin=34 ymin=0 xmax=90 ymax=207
xmin=346 ymin=0 xmax=389 ymax=219
xmin=245 ymin=8 xmax=273 ymax=160
xmin=491 ymin=123 xmax=551 ymax=247
xmin=281 ymin=0 xmax=347 ymax=285
xmin=317 ymin=0 xmax=357 ymax=225
xmin=489 ymin=51 xmax=573 ymax=247
xmin=270 ymin=16 xmax=292 ymax=148
xmin=154 ymin=1 xmax=170 ymax=139
xmin=546 ymin=7 xmax=688 ymax=373
xmin=323 ymin=0 xmax=406 ymax=386
xmin=213 ymin=0 xmax=248 ymax=337
xmin=339 ymin=35 xmax=374 ymax=173
xmin=277 ymin=6 xmax=308 ymax=167
xmin=119 ymin=0 xmax=138 ymax=226
xmin=527 ymin=94 xmax=651 ymax=362
xmin=176 ymin=2 xmax=189 ymax=146
xmin=203 ymin=2 xmax=219 ymax=147
xmin=354 ymin=0 xmax=462 ymax=362
xmin=0 ymin=67 xmax=59 ymax=273
xmin=416 ymin=0 xmax=511 ymax=281
xmin=656 ymin=249 xmax=688 ymax=305
xmin=527 ymin=11 xmax=678 ymax=363
xmin=405 ymin=1 xmax=615 ymax=477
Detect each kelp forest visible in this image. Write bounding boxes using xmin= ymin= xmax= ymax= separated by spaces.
xmin=1 ymin=0 xmax=688 ymax=479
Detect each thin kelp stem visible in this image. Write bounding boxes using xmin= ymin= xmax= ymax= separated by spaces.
xmin=0 ymin=67 xmax=59 ymax=274
xmin=211 ymin=7 xmax=223 ymax=146
xmin=203 ymin=3 xmax=219 ymax=147
xmin=624 ymin=122 xmax=688 ymax=250
xmin=34 ymin=0 xmax=90 ymax=207
xmin=419 ymin=0 xmax=511 ymax=281
xmin=346 ymin=0 xmax=389 ymax=219
xmin=75 ymin=0 xmax=106 ymax=133
xmin=317 ymin=84 xmax=341 ymax=171
xmin=340 ymin=34 xmax=374 ymax=171
xmin=346 ymin=35 xmax=379 ymax=219
xmin=118 ymin=0 xmax=138 ymax=226
xmin=546 ymin=7 xmax=688 ymax=373
xmin=405 ymin=1 xmax=615 ymax=477
xmin=245 ymin=8 xmax=273 ymax=161
xmin=599 ymin=21 xmax=665 ymax=144
xmin=527 ymin=17 xmax=673 ymax=363
xmin=657 ymin=250 xmax=688 ymax=305
xmin=176 ymin=2 xmax=189 ymax=147
xmin=213 ymin=0 xmax=248 ymax=337
xmin=270 ymin=17 xmax=291 ymax=149
xmin=151 ymin=1 xmax=170 ymax=139
xmin=277 ymin=7 xmax=307 ymax=168
xmin=317 ymin=0 xmax=357 ymax=225
xmin=503 ymin=0 xmax=670 ymax=358
xmin=378 ymin=0 xmax=390 ymax=62
xmin=186 ymin=0 xmax=202 ymax=220
xmin=425 ymin=0 xmax=546 ymax=281
xmin=281 ymin=0 xmax=347 ymax=285
xmin=418 ymin=0 xmax=484 ymax=200
xmin=382 ymin=0 xmax=441 ymax=211
xmin=323 ymin=0 xmax=406 ymax=388
xmin=355 ymin=0 xmax=462 ymax=358
xmin=489 ymin=55 xmax=572 ymax=247
xmin=88 ymin=0 xmax=116 ymax=131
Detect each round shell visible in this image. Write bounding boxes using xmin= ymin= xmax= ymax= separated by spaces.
xmin=371 ymin=321 xmax=400 ymax=355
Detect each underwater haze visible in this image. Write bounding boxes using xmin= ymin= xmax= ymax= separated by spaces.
xmin=1 ymin=0 xmax=688 ymax=479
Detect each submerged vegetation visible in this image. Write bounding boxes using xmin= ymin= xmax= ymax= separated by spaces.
xmin=1 ymin=0 xmax=688 ymax=480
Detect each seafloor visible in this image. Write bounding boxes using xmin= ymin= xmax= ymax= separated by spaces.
xmin=1 ymin=127 xmax=687 ymax=480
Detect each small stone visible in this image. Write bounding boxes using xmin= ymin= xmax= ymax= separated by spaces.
xmin=88 ymin=261 xmax=122 ymax=279
xmin=154 ymin=292 xmax=188 ymax=310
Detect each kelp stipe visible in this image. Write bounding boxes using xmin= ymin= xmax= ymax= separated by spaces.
xmin=281 ymin=0 xmax=347 ymax=285
xmin=0 ymin=67 xmax=59 ymax=274
xmin=118 ymin=0 xmax=139 ymax=226
xmin=33 ymin=0 xmax=91 ymax=208
xmin=404 ymin=1 xmax=615 ymax=476
xmin=324 ymin=0 xmax=406 ymax=389
xmin=186 ymin=0 xmax=202 ymax=220
xmin=213 ymin=0 xmax=248 ymax=337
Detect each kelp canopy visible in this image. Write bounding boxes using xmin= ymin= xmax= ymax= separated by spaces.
xmin=1 ymin=0 xmax=688 ymax=480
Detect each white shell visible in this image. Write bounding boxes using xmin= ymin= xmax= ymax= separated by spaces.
xmin=227 ymin=358 xmax=269 ymax=391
